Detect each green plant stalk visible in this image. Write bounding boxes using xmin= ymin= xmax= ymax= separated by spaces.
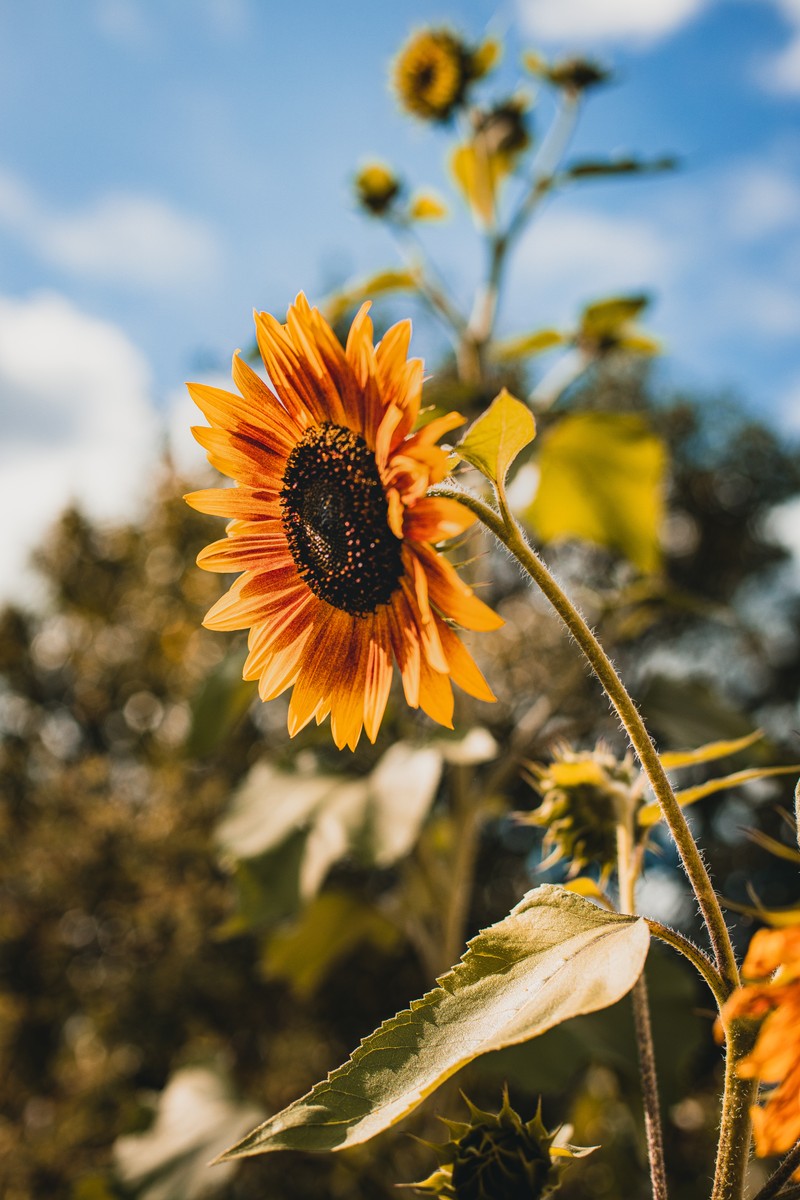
xmin=617 ymin=821 xmax=669 ymax=1200
xmin=437 ymin=483 xmax=739 ymax=995
xmin=466 ymin=96 xmax=580 ymax=361
xmin=434 ymin=483 xmax=756 ymax=1196
xmin=711 ymin=1021 xmax=757 ymax=1200
xmin=440 ymin=761 xmax=482 ymax=972
xmin=646 ymin=920 xmax=728 ymax=1010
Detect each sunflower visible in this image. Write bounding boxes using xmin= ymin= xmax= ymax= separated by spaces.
xmin=185 ymin=295 xmax=502 ymax=751
xmin=354 ymin=162 xmax=401 ymax=216
xmin=720 ymin=926 xmax=800 ymax=1169
xmin=393 ymin=28 xmax=473 ymax=123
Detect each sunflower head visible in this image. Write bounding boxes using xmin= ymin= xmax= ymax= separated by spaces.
xmin=393 ymin=28 xmax=477 ymax=123
xmin=410 ymin=1091 xmax=575 ymax=1200
xmin=355 ymin=162 xmax=402 ymax=217
xmin=522 ymin=743 xmax=639 ymax=877
xmin=473 ymin=96 xmax=531 ymax=159
xmin=185 ymin=295 xmax=502 ymax=751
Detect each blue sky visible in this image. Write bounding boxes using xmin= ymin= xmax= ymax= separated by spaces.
xmin=1 ymin=0 xmax=800 ymax=600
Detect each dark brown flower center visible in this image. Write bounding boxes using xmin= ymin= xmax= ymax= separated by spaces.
xmin=280 ymin=423 xmax=404 ymax=616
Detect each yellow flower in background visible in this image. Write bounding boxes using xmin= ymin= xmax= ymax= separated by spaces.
xmin=393 ymin=28 xmax=480 ymax=122
xmin=354 ymin=162 xmax=401 ymax=216
xmin=721 ymin=926 xmax=800 ymax=1168
xmin=185 ymin=295 xmax=501 ymax=751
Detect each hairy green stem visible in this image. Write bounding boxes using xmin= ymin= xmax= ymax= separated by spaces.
xmin=712 ymin=1022 xmax=757 ymax=1200
xmin=437 ymin=484 xmax=739 ymax=994
xmin=646 ymin=920 xmax=728 ymax=1011
xmin=617 ymin=824 xmax=669 ymax=1200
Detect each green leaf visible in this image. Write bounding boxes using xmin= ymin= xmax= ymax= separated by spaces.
xmin=491 ymin=328 xmax=565 ymax=362
xmin=742 ymin=827 xmax=800 ymax=864
xmin=215 ymin=744 xmax=443 ymax=930
xmin=524 ymin=412 xmax=666 ymax=573
xmin=659 ymin=729 xmax=765 ymax=771
xmin=262 ymin=891 xmax=400 ymax=998
xmin=216 ymin=885 xmax=648 ymax=1160
xmin=580 ymin=295 xmax=650 ymax=337
xmin=563 ymin=156 xmax=677 ymax=181
xmin=640 ymin=764 xmax=800 ymax=827
xmin=114 ymin=1065 xmax=263 ymax=1199
xmin=324 ymin=269 xmax=419 ymax=323
xmin=457 ymin=388 xmax=536 ymax=486
xmin=185 ymin=647 xmax=253 ymax=757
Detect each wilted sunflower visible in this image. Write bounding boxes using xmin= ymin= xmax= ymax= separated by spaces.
xmin=185 ymin=295 xmax=502 ymax=751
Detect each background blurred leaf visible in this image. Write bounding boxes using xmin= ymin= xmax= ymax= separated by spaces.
xmin=262 ymin=891 xmax=400 ymax=998
xmin=114 ymin=1064 xmax=263 ymax=1200
xmin=218 ymin=886 xmax=648 ymax=1158
xmin=492 ymin=328 xmax=565 ymax=362
xmin=579 ymin=295 xmax=650 ymax=338
xmin=185 ymin=647 xmax=252 ymax=757
xmin=216 ymin=745 xmax=443 ymax=931
xmin=524 ymin=412 xmax=666 ymax=573
xmin=324 ymin=270 xmax=419 ymax=323
xmin=563 ymin=156 xmax=677 ymax=181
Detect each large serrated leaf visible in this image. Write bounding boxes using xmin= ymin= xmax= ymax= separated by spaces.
xmin=217 ymin=885 xmax=648 ymax=1160
xmin=524 ymin=411 xmax=666 ymax=573
xmin=457 ymin=388 xmax=536 ymax=486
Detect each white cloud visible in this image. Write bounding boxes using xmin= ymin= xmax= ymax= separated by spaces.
xmin=775 ymin=378 xmax=800 ymax=434
xmin=0 ymin=168 xmax=220 ymax=289
xmin=0 ymin=292 xmax=160 ymax=602
xmin=94 ymin=0 xmax=155 ymax=50
xmin=516 ymin=0 xmax=708 ymax=45
xmin=166 ymin=380 xmax=223 ymax=481
xmin=726 ymin=164 xmax=800 ymax=239
xmin=756 ymin=0 xmax=800 ymax=94
xmin=510 ymin=207 xmax=676 ymax=322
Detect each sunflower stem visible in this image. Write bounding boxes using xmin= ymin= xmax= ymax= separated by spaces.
xmin=752 ymin=1140 xmax=800 ymax=1200
xmin=433 ymin=484 xmax=740 ymax=995
xmin=440 ymin=761 xmax=482 ymax=972
xmin=435 ymin=483 xmax=755 ymax=1196
xmin=645 ymin=920 xmax=728 ymax=1011
xmin=617 ymin=812 xmax=669 ymax=1200
xmin=466 ymin=96 xmax=580 ymax=355
xmin=711 ymin=1021 xmax=757 ymax=1200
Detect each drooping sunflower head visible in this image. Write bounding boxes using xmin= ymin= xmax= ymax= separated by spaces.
xmin=522 ymin=742 xmax=639 ymax=877
xmin=393 ymin=28 xmax=476 ymax=123
xmin=354 ymin=161 xmax=402 ymax=217
xmin=185 ymin=295 xmax=502 ymax=751
xmin=473 ymin=97 xmax=531 ymax=159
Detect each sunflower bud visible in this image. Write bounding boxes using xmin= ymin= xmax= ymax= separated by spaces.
xmin=354 ymin=162 xmax=402 ymax=216
xmin=393 ymin=28 xmax=485 ymax=123
xmin=522 ymin=743 xmax=639 ymax=878
xmin=472 ymin=97 xmax=531 ymax=159
xmin=410 ymin=1091 xmax=588 ymax=1200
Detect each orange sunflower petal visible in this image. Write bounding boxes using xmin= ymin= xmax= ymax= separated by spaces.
xmin=434 ymin=615 xmax=496 ymax=702
xmin=403 ymin=496 xmax=476 ymax=543
xmin=414 ymin=543 xmax=504 ymax=631
xmin=418 ymin=653 xmax=455 ymax=728
xmin=187 ymin=296 xmax=500 ymax=748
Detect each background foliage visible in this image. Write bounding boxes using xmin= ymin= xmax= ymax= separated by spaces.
xmin=4 ymin=22 xmax=800 ymax=1200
